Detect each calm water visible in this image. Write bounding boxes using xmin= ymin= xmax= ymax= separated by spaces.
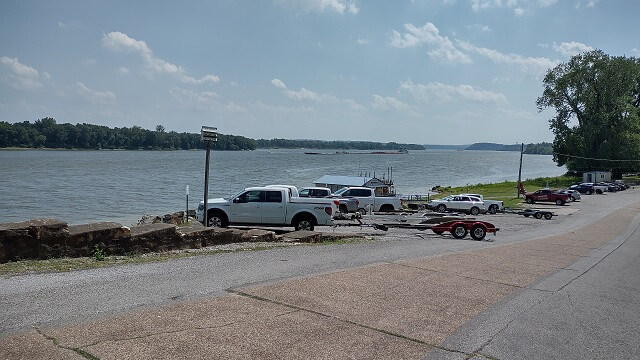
xmin=0 ymin=149 xmax=565 ymax=225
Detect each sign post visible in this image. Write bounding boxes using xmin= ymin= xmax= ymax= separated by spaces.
xmin=201 ymin=126 xmax=218 ymax=226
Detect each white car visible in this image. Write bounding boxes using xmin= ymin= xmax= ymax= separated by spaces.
xmin=427 ymin=195 xmax=486 ymax=215
xmin=460 ymin=193 xmax=504 ymax=214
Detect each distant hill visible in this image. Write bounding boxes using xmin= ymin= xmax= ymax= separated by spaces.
xmin=423 ymin=144 xmax=469 ymax=150
xmin=465 ymin=142 xmax=553 ymax=155
xmin=465 ymin=142 xmax=521 ymax=151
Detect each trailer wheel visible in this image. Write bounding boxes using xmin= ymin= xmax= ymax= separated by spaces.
xmin=534 ymin=212 xmax=543 ymax=219
xmin=544 ymin=213 xmax=553 ymax=220
xmin=470 ymin=225 xmax=486 ymax=241
xmin=451 ymin=224 xmax=467 ymax=239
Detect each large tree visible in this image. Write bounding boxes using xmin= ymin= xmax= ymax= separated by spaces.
xmin=536 ymin=50 xmax=640 ymax=177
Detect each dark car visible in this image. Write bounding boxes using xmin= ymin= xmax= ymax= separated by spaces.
xmin=569 ymin=183 xmax=595 ymax=195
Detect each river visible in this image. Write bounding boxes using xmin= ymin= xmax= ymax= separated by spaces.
xmin=0 ymin=149 xmax=565 ymax=225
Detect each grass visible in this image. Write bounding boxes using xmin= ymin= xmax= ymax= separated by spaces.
xmin=0 ymin=235 xmax=369 ymax=277
xmin=429 ymin=175 xmax=581 ymax=208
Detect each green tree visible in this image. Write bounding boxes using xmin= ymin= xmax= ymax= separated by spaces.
xmin=537 ymin=50 xmax=640 ymax=177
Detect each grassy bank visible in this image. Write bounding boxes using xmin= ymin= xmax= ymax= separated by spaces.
xmin=432 ymin=175 xmax=581 ymax=208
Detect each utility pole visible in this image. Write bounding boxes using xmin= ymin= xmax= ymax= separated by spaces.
xmin=517 ymin=143 xmax=524 ymax=198
xmin=201 ymin=126 xmax=218 ymax=226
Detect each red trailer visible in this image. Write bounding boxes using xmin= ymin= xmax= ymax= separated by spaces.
xmin=430 ymin=220 xmax=499 ymax=241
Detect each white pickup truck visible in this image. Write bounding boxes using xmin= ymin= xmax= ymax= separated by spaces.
xmin=196 ymin=186 xmax=338 ymax=231
xmin=332 ymin=186 xmax=402 ymax=214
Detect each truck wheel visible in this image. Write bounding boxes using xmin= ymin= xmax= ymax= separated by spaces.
xmin=357 ymin=208 xmax=367 ymax=216
xmin=544 ymin=213 xmax=553 ymax=220
xmin=586 ymin=190 xmax=592 ymax=195
xmin=469 ymin=207 xmax=480 ymax=216
xmin=526 ymin=198 xmax=533 ymax=204
xmin=437 ymin=204 xmax=447 ymax=213
xmin=596 ymin=189 xmax=603 ymax=194
xmin=534 ymin=212 xmax=543 ymax=219
xmin=379 ymin=204 xmax=394 ymax=212
xmin=451 ymin=224 xmax=467 ymax=239
xmin=555 ymin=198 xmax=565 ymax=205
xmin=207 ymin=211 xmax=228 ymax=228
xmin=470 ymin=225 xmax=486 ymax=240
xmin=488 ymin=204 xmax=498 ymax=214
xmin=294 ymin=215 xmax=315 ymax=231
xmin=339 ymin=204 xmax=348 ymax=213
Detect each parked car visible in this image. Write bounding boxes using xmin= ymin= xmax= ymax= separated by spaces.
xmin=427 ymin=195 xmax=486 ymax=215
xmin=287 ymin=186 xmax=360 ymax=213
xmin=558 ymin=189 xmax=581 ymax=202
xmin=581 ymin=182 xmax=607 ymax=194
xmin=569 ymin=183 xmax=595 ymax=195
xmin=332 ymin=186 xmax=402 ymax=213
xmin=460 ymin=193 xmax=504 ymax=214
xmin=524 ymin=189 xmax=570 ymax=205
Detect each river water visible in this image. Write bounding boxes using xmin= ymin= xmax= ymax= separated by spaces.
xmin=0 ymin=149 xmax=565 ymax=225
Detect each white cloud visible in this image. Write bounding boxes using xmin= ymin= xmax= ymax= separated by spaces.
xmin=356 ymin=38 xmax=371 ymax=45
xmin=271 ymin=78 xmax=287 ymax=89
xmin=344 ymin=98 xmax=365 ymax=110
xmin=390 ymin=22 xmax=472 ymax=64
xmin=102 ymin=31 xmax=219 ymax=84
xmin=283 ymin=87 xmax=337 ymax=102
xmin=538 ymin=0 xmax=558 ymax=7
xmin=467 ymin=23 xmax=492 ymax=32
xmin=457 ymin=40 xmax=558 ymax=75
xmin=371 ymin=95 xmax=412 ymax=111
xmin=65 ymin=82 xmax=116 ymax=104
xmin=117 ymin=67 xmax=130 ymax=75
xmin=400 ymin=80 xmax=507 ymax=104
xmin=514 ymin=7 xmax=525 ymax=16
xmin=0 ymin=56 xmax=44 ymax=90
xmin=552 ymin=41 xmax=593 ymax=57
xmin=277 ymin=0 xmax=359 ymax=14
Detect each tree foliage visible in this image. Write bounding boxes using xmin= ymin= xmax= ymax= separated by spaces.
xmin=0 ymin=118 xmax=258 ymax=150
xmin=537 ymin=50 xmax=640 ymax=177
xmin=255 ymin=138 xmax=424 ymax=150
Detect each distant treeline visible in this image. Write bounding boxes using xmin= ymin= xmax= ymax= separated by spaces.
xmin=0 ymin=118 xmax=258 ymax=150
xmin=256 ymin=138 xmax=425 ymax=150
xmin=0 ymin=118 xmax=553 ymax=154
xmin=465 ymin=142 xmax=553 ymax=155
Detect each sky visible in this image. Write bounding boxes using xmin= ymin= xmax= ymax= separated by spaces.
xmin=1 ymin=0 xmax=638 ymax=145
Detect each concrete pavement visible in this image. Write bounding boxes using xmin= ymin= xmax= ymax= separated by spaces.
xmin=2 ymin=202 xmax=640 ymax=359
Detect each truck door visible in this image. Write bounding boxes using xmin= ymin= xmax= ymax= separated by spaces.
xmin=261 ymin=190 xmax=286 ymax=224
xmin=229 ymin=190 xmax=262 ymax=224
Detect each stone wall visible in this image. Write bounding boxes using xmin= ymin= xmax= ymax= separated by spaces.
xmin=0 ymin=218 xmax=324 ymax=264
xmin=0 ymin=218 xmax=243 ymax=263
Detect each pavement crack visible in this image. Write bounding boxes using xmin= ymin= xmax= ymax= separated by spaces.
xmin=34 ymin=326 xmax=100 ymax=360
xmin=228 ymin=288 xmax=488 ymax=359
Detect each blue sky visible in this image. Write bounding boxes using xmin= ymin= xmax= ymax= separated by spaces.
xmin=1 ymin=0 xmax=637 ymax=144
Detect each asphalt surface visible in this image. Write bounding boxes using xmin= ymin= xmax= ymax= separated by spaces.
xmin=1 ymin=188 xmax=640 ymax=359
